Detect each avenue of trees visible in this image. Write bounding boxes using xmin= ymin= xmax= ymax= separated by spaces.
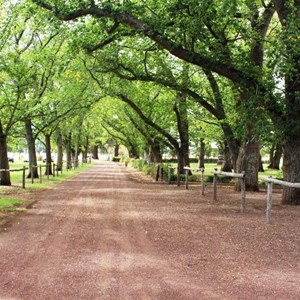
xmin=0 ymin=0 xmax=299 ymax=205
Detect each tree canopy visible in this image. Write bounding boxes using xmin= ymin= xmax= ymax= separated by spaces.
xmin=0 ymin=0 xmax=299 ymax=204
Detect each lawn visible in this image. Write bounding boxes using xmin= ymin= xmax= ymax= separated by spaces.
xmin=0 ymin=162 xmax=95 ymax=213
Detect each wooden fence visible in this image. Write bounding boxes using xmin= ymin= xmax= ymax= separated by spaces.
xmin=262 ymin=176 xmax=300 ymax=224
xmin=0 ymin=167 xmax=28 ymax=189
xmin=31 ymin=163 xmax=58 ymax=184
xmin=183 ymin=167 xmax=205 ymax=195
xmin=212 ymin=169 xmax=246 ymax=213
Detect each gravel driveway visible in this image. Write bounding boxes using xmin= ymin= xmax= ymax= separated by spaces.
xmin=0 ymin=161 xmax=300 ymax=299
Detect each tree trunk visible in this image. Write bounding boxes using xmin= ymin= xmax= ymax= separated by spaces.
xmin=176 ymin=147 xmax=184 ymax=185
xmin=235 ymin=139 xmax=260 ymax=191
xmin=221 ymin=141 xmax=233 ymax=172
xmin=24 ymin=118 xmax=39 ymax=179
xmin=282 ymin=135 xmax=300 ymax=205
xmin=83 ymin=137 xmax=89 ymax=162
xmin=65 ymin=133 xmax=72 ymax=170
xmin=74 ymin=117 xmax=83 ymax=168
xmin=198 ymin=138 xmax=205 ymax=169
xmin=114 ymin=143 xmax=119 ymax=157
xmin=268 ymin=143 xmax=275 ymax=167
xmin=149 ymin=142 xmax=162 ymax=163
xmin=268 ymin=144 xmax=282 ymax=170
xmin=273 ymin=0 xmax=300 ymax=205
xmin=44 ymin=134 xmax=53 ymax=175
xmin=258 ymin=154 xmax=264 ymax=172
xmin=56 ymin=129 xmax=63 ymax=171
xmin=220 ymin=123 xmax=240 ymax=171
xmin=0 ymin=121 xmax=11 ymax=186
xmin=174 ymin=93 xmax=190 ymax=169
xmin=92 ymin=145 xmax=99 ymax=159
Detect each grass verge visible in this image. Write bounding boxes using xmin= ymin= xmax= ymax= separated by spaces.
xmin=0 ymin=162 xmax=95 ymax=214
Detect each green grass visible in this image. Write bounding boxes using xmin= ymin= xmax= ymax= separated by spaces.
xmin=3 ymin=162 xmax=95 ymax=190
xmin=0 ymin=197 xmax=24 ymax=212
xmin=168 ymin=162 xmax=283 ymax=183
xmin=0 ymin=162 xmax=95 ymax=215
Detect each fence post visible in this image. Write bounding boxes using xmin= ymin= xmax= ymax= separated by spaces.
xmin=39 ymin=165 xmax=42 ymax=183
xmin=200 ymin=168 xmax=205 ymax=195
xmin=155 ymin=165 xmax=160 ymax=181
xmin=213 ymin=168 xmax=218 ymax=201
xmin=22 ymin=167 xmax=26 ymax=189
xmin=240 ymin=171 xmax=246 ymax=212
xmin=31 ymin=166 xmax=34 ymax=184
xmin=159 ymin=165 xmax=163 ymax=181
xmin=185 ymin=167 xmax=189 ymax=190
xmin=177 ymin=166 xmax=180 ymax=187
xmin=47 ymin=164 xmax=49 ymax=180
xmin=266 ymin=176 xmax=273 ymax=224
xmin=168 ymin=167 xmax=172 ymax=184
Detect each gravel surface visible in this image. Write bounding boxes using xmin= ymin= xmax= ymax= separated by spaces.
xmin=0 ymin=161 xmax=300 ymax=299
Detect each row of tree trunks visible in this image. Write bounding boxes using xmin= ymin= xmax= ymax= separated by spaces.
xmin=0 ymin=120 xmax=11 ymax=186
xmin=24 ymin=118 xmax=39 ymax=179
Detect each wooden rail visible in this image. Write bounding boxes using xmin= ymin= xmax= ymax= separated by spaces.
xmin=183 ymin=167 xmax=205 ymax=195
xmin=31 ymin=163 xmax=60 ymax=184
xmin=262 ymin=176 xmax=300 ymax=224
xmin=212 ymin=169 xmax=246 ymax=212
xmin=0 ymin=167 xmax=28 ymax=189
xmin=168 ymin=166 xmax=176 ymax=184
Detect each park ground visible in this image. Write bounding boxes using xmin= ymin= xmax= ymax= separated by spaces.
xmin=0 ymin=160 xmax=300 ymax=299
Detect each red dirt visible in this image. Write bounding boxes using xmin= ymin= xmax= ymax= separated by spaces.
xmin=0 ymin=161 xmax=300 ymax=299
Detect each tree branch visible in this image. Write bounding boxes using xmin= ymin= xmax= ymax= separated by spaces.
xmin=32 ymin=0 xmax=249 ymax=84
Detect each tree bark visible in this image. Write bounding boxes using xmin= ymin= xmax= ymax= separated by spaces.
xmin=92 ymin=145 xmax=99 ymax=159
xmin=65 ymin=133 xmax=72 ymax=170
xmin=0 ymin=120 xmax=11 ymax=186
xmin=149 ymin=142 xmax=163 ymax=163
xmin=56 ymin=129 xmax=63 ymax=171
xmin=114 ymin=143 xmax=119 ymax=157
xmin=282 ymin=135 xmax=300 ymax=205
xmin=268 ymin=144 xmax=282 ymax=170
xmin=268 ymin=143 xmax=275 ymax=167
xmin=82 ymin=137 xmax=89 ymax=162
xmin=221 ymin=141 xmax=233 ymax=172
xmin=74 ymin=117 xmax=84 ymax=168
xmin=258 ymin=154 xmax=264 ymax=172
xmin=273 ymin=0 xmax=300 ymax=204
xmin=236 ymin=139 xmax=260 ymax=191
xmin=219 ymin=122 xmax=240 ymax=172
xmin=44 ymin=134 xmax=53 ymax=175
xmin=198 ymin=138 xmax=205 ymax=169
xmin=174 ymin=92 xmax=190 ymax=172
xmin=24 ymin=119 xmax=39 ymax=179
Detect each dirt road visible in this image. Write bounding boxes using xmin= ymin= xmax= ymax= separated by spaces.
xmin=0 ymin=161 xmax=300 ymax=299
